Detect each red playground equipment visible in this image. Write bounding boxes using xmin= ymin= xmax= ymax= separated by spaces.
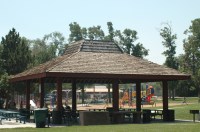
xmin=141 ymin=84 xmax=155 ymax=106
xmin=146 ymin=85 xmax=154 ymax=103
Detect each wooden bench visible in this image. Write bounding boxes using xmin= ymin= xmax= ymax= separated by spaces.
xmin=190 ymin=110 xmax=199 ymax=122
xmin=0 ymin=116 xmax=7 ymax=125
xmin=141 ymin=101 xmax=156 ymax=107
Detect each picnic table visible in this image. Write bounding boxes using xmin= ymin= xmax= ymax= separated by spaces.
xmin=151 ymin=109 xmax=163 ymax=119
xmin=0 ymin=109 xmax=20 ymax=124
xmin=0 ymin=109 xmax=19 ymax=121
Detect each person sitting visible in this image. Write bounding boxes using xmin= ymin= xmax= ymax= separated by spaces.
xmin=65 ymin=105 xmax=71 ymax=111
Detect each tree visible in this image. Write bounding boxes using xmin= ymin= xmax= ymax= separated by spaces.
xmin=115 ymin=29 xmax=148 ymax=58
xmin=68 ymin=22 xmax=83 ymax=43
xmin=106 ymin=22 xmax=114 ymax=41
xmin=81 ymin=27 xmax=88 ymax=39
xmin=132 ymin=43 xmax=149 ymax=58
xmin=67 ymin=22 xmax=148 ymax=58
xmin=0 ymin=44 xmax=4 ymax=75
xmin=0 ymin=28 xmax=32 ymax=108
xmin=30 ymin=32 xmax=67 ymax=66
xmin=1 ymin=28 xmax=32 ymax=75
xmin=43 ymin=32 xmax=66 ymax=56
xmin=30 ymin=38 xmax=52 ymax=66
xmin=160 ymin=23 xmax=178 ymax=68
xmin=88 ymin=26 xmax=105 ymax=40
xmin=160 ymin=23 xmax=178 ymax=100
xmin=182 ymin=18 xmax=200 ymax=97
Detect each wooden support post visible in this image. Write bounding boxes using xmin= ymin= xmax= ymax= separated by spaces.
xmin=162 ymin=81 xmax=168 ymax=110
xmin=72 ymin=79 xmax=77 ymax=111
xmin=26 ymin=81 xmax=30 ymax=110
xmin=39 ymin=78 xmax=44 ymax=108
xmin=56 ymin=78 xmax=62 ymax=111
xmin=136 ymin=81 xmax=141 ymax=112
xmin=112 ymin=80 xmax=119 ymax=111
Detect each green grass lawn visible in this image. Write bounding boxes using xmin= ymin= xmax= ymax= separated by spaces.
xmin=0 ymin=97 xmax=200 ymax=132
xmin=168 ymin=97 xmax=200 ymax=120
xmin=1 ymin=123 xmax=200 ymax=132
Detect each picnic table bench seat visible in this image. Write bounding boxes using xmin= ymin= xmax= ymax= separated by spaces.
xmin=15 ymin=108 xmax=30 ymax=124
xmin=141 ymin=101 xmax=156 ymax=107
xmin=16 ymin=114 xmax=26 ymax=124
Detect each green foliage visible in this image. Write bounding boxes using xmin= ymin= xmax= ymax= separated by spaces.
xmin=106 ymin=22 xmax=114 ymax=41
xmin=115 ymin=29 xmax=148 ymax=58
xmin=0 ymin=73 xmax=9 ymax=92
xmin=30 ymin=38 xmax=53 ymax=65
xmin=29 ymin=32 xmax=66 ymax=67
xmin=1 ymin=28 xmax=31 ymax=75
xmin=68 ymin=21 xmax=148 ymax=58
xmin=160 ymin=23 xmax=177 ymax=69
xmin=0 ymin=44 xmax=4 ymax=74
xmin=43 ymin=32 xmax=66 ymax=56
xmin=88 ymin=25 xmax=104 ymax=40
xmin=68 ymin=22 xmax=83 ymax=42
xmin=30 ymin=32 xmax=66 ymax=66
xmin=182 ymin=18 xmax=200 ymax=96
xmin=131 ymin=43 xmax=149 ymax=58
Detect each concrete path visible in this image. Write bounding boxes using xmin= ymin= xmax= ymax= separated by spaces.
xmin=0 ymin=120 xmax=35 ymax=129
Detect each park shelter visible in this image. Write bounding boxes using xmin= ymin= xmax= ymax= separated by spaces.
xmin=9 ymin=39 xmax=190 ymax=121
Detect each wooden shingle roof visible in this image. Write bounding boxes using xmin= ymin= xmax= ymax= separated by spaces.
xmin=10 ymin=40 xmax=190 ymax=82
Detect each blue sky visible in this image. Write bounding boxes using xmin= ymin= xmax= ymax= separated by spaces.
xmin=1 ymin=0 xmax=200 ymax=64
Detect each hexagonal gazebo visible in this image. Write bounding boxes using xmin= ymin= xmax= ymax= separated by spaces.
xmin=10 ymin=39 xmax=190 ymax=121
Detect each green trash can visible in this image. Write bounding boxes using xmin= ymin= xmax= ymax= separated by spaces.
xmin=34 ymin=108 xmax=48 ymax=128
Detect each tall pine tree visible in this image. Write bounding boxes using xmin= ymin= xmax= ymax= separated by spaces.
xmin=1 ymin=28 xmax=31 ymax=75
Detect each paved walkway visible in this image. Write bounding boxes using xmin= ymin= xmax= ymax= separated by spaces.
xmin=0 ymin=120 xmax=35 ymax=129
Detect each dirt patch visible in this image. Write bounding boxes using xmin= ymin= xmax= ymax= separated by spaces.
xmin=77 ymin=102 xmax=187 ymax=110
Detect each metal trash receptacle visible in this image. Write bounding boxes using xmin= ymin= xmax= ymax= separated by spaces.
xmin=34 ymin=108 xmax=48 ymax=128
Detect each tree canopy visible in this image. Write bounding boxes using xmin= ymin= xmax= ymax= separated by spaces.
xmin=1 ymin=28 xmax=31 ymax=75
xmin=68 ymin=22 xmax=148 ymax=58
xmin=160 ymin=23 xmax=177 ymax=69
xmin=182 ymin=18 xmax=200 ymax=96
